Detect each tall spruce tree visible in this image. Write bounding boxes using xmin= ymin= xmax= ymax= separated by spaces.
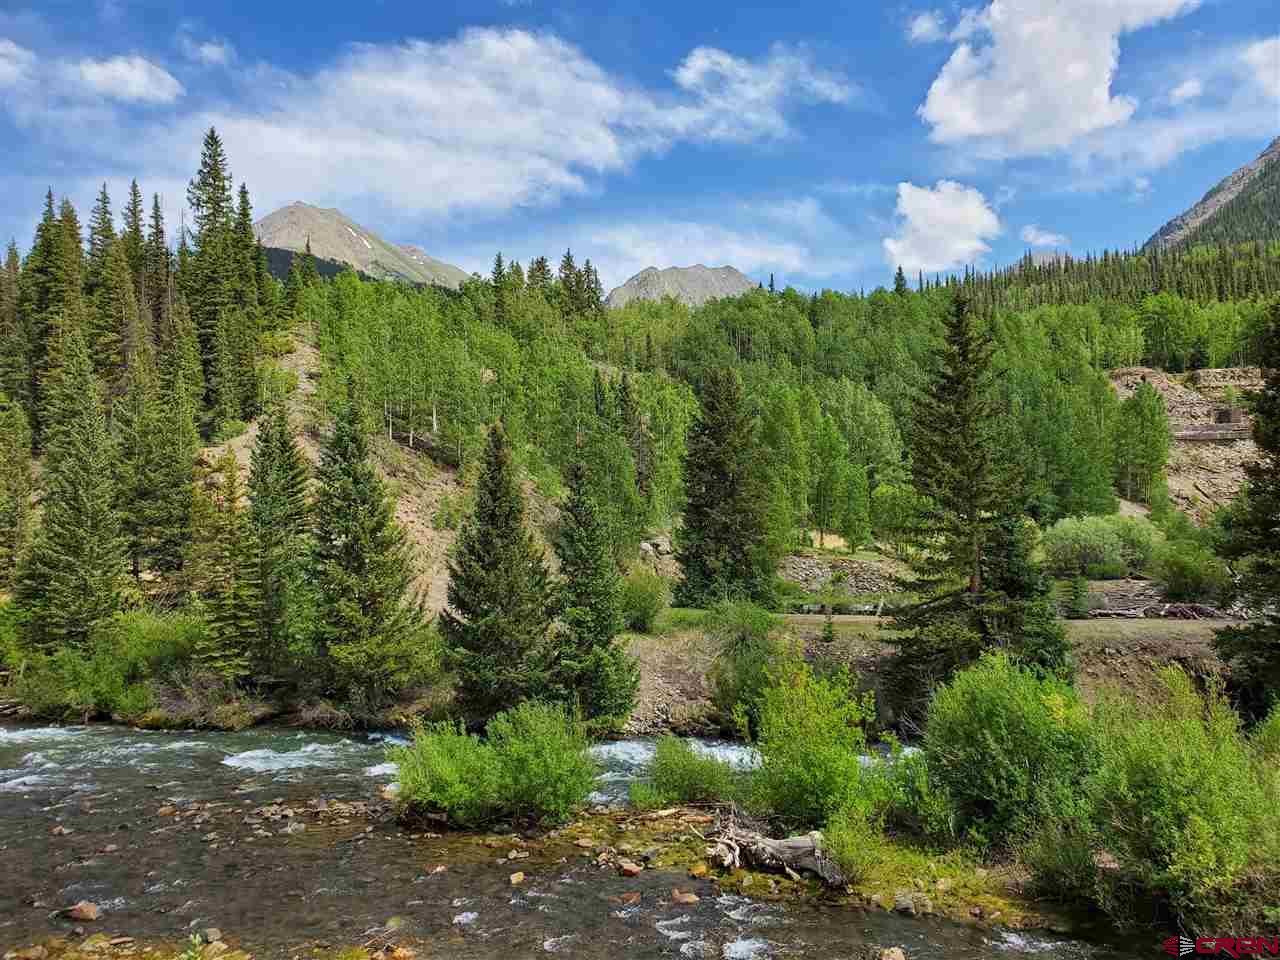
xmin=92 ymin=238 xmax=136 ymax=385
xmin=15 ymin=326 xmax=126 ymax=650
xmin=310 ymin=389 xmax=422 ymax=702
xmin=85 ymin=183 xmax=115 ymax=301
xmin=113 ymin=327 xmax=161 ymax=579
xmin=186 ymin=127 xmax=237 ymax=384
xmin=121 ymin=180 xmax=146 ymax=286
xmin=193 ymin=453 xmax=258 ymax=682
xmin=0 ymin=241 xmax=29 ymax=414
xmin=248 ymin=398 xmax=310 ymax=673
xmin=1215 ymin=301 xmax=1280 ymax=719
xmin=0 ymin=396 xmax=33 ymax=586
xmin=148 ymin=364 xmax=200 ymax=578
xmin=676 ymin=367 xmax=775 ymax=607
xmin=553 ymin=462 xmax=637 ymax=727
xmin=145 ymin=193 xmax=170 ymax=331
xmin=442 ymin=422 xmax=554 ymax=722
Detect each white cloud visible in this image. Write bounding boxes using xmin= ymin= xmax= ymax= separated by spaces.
xmin=919 ymin=0 xmax=1201 ymax=156
xmin=662 ymin=43 xmax=854 ymax=142
xmin=0 ymin=38 xmax=35 ymax=88
xmin=1020 ymin=224 xmax=1068 ymax=247
xmin=74 ymin=55 xmax=183 ymax=103
xmin=1131 ymin=176 xmax=1151 ymax=200
xmin=1169 ymin=77 xmax=1202 ymax=103
xmin=180 ymin=35 xmax=234 ymax=66
xmin=883 ymin=180 xmax=1000 ymax=272
xmin=1243 ymin=36 xmax=1279 ymax=101
xmin=907 ymin=11 xmax=946 ymax=43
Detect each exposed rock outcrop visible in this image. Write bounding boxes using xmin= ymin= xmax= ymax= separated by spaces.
xmin=605 ymin=265 xmax=757 ymax=309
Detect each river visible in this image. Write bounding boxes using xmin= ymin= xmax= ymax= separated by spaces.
xmin=0 ymin=724 xmax=1148 ymax=959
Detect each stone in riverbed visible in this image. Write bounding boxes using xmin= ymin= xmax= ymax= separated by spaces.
xmin=510 ymin=872 xmax=525 ymax=885
xmin=65 ymin=901 xmax=100 ymax=921
xmin=618 ymin=859 xmax=644 ymax=877
xmin=892 ymin=891 xmax=916 ymax=915
xmin=671 ymin=888 xmax=699 ymax=905
xmin=878 ymin=949 xmax=908 ymax=960
xmin=203 ymin=928 xmax=224 ymax=943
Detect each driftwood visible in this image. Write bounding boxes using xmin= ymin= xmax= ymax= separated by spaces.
xmin=708 ymin=821 xmax=846 ymax=887
xmin=1089 ymin=602 xmax=1230 ymax=620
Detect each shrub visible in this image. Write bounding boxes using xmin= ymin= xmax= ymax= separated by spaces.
xmin=923 ymin=653 xmax=1097 ymax=846
xmin=619 ymin=566 xmax=669 ymax=633
xmin=1107 ymin=515 xmax=1159 ymax=573
xmin=392 ymin=701 xmax=597 ymax=827
xmin=391 ymin=720 xmax=502 ymax=827
xmin=871 ymin=483 xmax=923 ymax=558
xmin=629 ymin=736 xmax=739 ymax=808
xmin=1089 ymin=670 xmax=1280 ymax=930
xmin=213 ymin=419 xmax=249 ymax=443
xmin=1154 ymin=540 xmax=1230 ymax=602
xmin=822 ymin=805 xmax=890 ymax=884
xmin=705 ymin=600 xmax=785 ymax=734
xmin=879 ymin=747 xmax=956 ymax=841
xmin=1041 ymin=516 xmax=1126 ymax=578
xmin=487 ymin=702 xmax=599 ymax=823
xmin=1065 ymin=575 xmax=1092 ymax=619
xmin=749 ymin=662 xmax=876 ymax=827
xmin=258 ymin=331 xmax=295 ymax=358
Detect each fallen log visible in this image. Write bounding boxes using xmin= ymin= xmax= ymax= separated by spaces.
xmin=708 ymin=821 xmax=846 ymax=887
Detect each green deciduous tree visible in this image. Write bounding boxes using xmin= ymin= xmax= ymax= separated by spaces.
xmin=1114 ymin=379 xmax=1171 ymax=505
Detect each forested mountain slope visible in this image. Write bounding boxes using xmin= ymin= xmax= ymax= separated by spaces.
xmin=1144 ymin=136 xmax=1280 ymax=251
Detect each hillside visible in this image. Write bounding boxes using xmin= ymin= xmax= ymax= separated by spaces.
xmin=1144 ymin=136 xmax=1280 ymax=250
xmin=605 ymin=264 xmax=757 ymax=308
xmin=254 ymin=202 xmax=470 ymax=288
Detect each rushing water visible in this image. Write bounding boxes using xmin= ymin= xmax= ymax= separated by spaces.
xmin=0 ymin=724 xmax=1147 ymax=959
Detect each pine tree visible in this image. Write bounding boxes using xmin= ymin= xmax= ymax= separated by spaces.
xmin=233 ymin=183 xmax=260 ymax=315
xmin=193 ymin=453 xmax=258 ymax=682
xmin=113 ymin=329 xmax=160 ymax=579
xmin=0 ymin=241 xmax=29 ymax=413
xmin=0 ymin=396 xmax=33 ymax=586
xmin=15 ymin=326 xmax=126 ymax=650
xmin=121 ymin=180 xmax=146 ymax=287
xmin=186 ymin=128 xmax=238 ymax=383
xmin=492 ymin=251 xmax=507 ymax=327
xmin=91 ymin=238 xmax=136 ymax=385
xmin=442 ymin=422 xmax=554 ymax=722
xmin=893 ymin=265 xmax=909 ymax=296
xmin=85 ymin=183 xmax=116 ymax=300
xmin=553 ymin=462 xmax=637 ymax=727
xmin=144 ymin=193 xmax=170 ymax=331
xmin=310 ymin=388 xmax=422 ymax=702
xmin=164 ymin=296 xmax=205 ymax=419
xmin=16 ymin=192 xmax=59 ymax=434
xmin=558 ymin=249 xmax=580 ymax=319
xmin=527 ymin=255 xmax=553 ymax=295
xmin=676 ymin=367 xmax=776 ymax=607
xmin=248 ymin=398 xmax=310 ymax=673
xmin=1215 ymin=300 xmax=1280 ymax=719
xmin=149 ymin=363 xmax=199 ymax=578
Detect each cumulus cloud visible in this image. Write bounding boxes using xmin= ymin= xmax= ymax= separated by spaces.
xmin=1020 ymin=224 xmax=1068 ymax=247
xmin=882 ymin=180 xmax=1000 ymax=272
xmin=0 ymin=38 xmax=35 ymax=87
xmin=1169 ymin=77 xmax=1202 ymax=103
xmin=907 ymin=11 xmax=947 ymax=43
xmin=919 ymin=0 xmax=1201 ymax=156
xmin=74 ymin=54 xmax=183 ymax=103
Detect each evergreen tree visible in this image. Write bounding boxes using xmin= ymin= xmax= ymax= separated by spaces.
xmin=0 ymin=241 xmax=29 ymax=413
xmin=148 ymin=363 xmax=199 ymax=578
xmin=492 ymin=251 xmax=507 ymax=327
xmin=557 ymin=249 xmax=580 ymax=319
xmin=676 ymin=367 xmax=775 ymax=607
xmin=553 ymin=462 xmax=638 ymax=727
xmin=121 ymin=179 xmax=146 ymax=287
xmin=310 ymin=388 xmax=423 ymax=703
xmin=893 ymin=265 xmax=909 ymax=296
xmin=15 ymin=192 xmax=60 ymax=434
xmin=442 ymin=422 xmax=554 ymax=722
xmin=113 ymin=328 xmax=160 ymax=579
xmin=248 ymin=398 xmax=310 ymax=673
xmin=193 ymin=453 xmax=258 ymax=682
xmin=91 ymin=238 xmax=136 ymax=385
xmin=85 ymin=183 xmax=115 ymax=300
xmin=186 ymin=127 xmax=238 ymax=382
xmin=0 ymin=396 xmax=33 ymax=586
xmin=144 ymin=193 xmax=170 ymax=331
xmin=527 ymin=255 xmax=553 ymax=295
xmin=233 ymin=183 xmax=260 ymax=315
xmin=1215 ymin=301 xmax=1280 ymax=719
xmin=811 ymin=412 xmax=849 ymax=548
xmin=15 ymin=326 xmax=126 ymax=650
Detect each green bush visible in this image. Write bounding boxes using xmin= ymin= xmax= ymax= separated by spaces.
xmin=391 ymin=720 xmax=502 ymax=827
xmin=12 ymin=610 xmax=206 ymax=721
xmin=749 ymin=662 xmax=876 ymax=827
xmin=1041 ymin=516 xmax=1128 ymax=578
xmin=1154 ymin=540 xmax=1230 ymax=602
xmin=822 ymin=805 xmax=890 ymax=884
xmin=487 ymin=701 xmax=599 ymax=823
xmin=705 ymin=600 xmax=785 ymax=735
xmin=1107 ymin=515 xmax=1160 ymax=573
xmin=213 ymin=419 xmax=249 ymax=443
xmin=258 ymin=331 xmax=295 ymax=358
xmin=924 ymin=653 xmax=1097 ymax=846
xmin=392 ymin=701 xmax=597 ymax=827
xmin=630 ymin=735 xmax=739 ymax=808
xmin=1089 ymin=670 xmax=1280 ymax=929
xmin=619 ymin=566 xmax=669 ymax=633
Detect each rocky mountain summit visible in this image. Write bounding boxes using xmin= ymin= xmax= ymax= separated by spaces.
xmin=254 ymin=202 xmax=470 ymax=288
xmin=605 ymin=264 xmax=757 ymax=309
xmin=1144 ymin=136 xmax=1280 ymax=250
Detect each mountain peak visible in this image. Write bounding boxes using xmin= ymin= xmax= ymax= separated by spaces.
xmin=254 ymin=204 xmax=469 ymax=288
xmin=1144 ymin=137 xmax=1280 ymax=251
xmin=605 ymin=264 xmax=757 ymax=308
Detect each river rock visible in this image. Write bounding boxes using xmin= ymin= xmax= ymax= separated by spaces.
xmin=63 ymin=901 xmax=100 ymax=922
xmin=507 ymin=849 xmax=529 ymax=861
xmin=203 ymin=928 xmax=224 ymax=943
xmin=892 ymin=891 xmax=915 ymax=915
xmin=618 ymin=859 xmax=644 ymax=877
xmin=9 ymin=947 xmax=47 ymax=960
xmin=879 ymin=950 xmax=908 ymax=960
xmin=509 ymin=872 xmax=525 ymax=885
xmin=50 ymin=825 xmax=72 ymax=836
xmin=671 ymin=888 xmax=700 ymax=905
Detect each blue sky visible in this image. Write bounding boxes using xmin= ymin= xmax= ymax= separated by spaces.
xmin=0 ymin=1 xmax=1276 ymax=293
